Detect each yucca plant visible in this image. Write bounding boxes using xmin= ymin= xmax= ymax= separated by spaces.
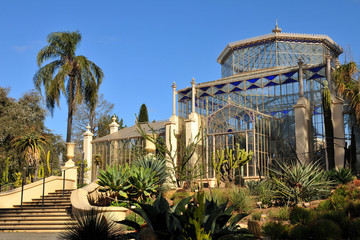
xmin=58 ymin=209 xmax=121 ymax=240
xmin=261 ymin=222 xmax=290 ymax=240
xmin=270 ymin=160 xmax=333 ymax=204
xmin=326 ymin=168 xmax=354 ymax=184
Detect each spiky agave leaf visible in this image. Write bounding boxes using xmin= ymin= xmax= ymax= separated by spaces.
xmin=58 ymin=209 xmax=121 ymax=240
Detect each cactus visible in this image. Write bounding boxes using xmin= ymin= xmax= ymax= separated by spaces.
xmin=213 ymin=144 xmax=253 ymax=187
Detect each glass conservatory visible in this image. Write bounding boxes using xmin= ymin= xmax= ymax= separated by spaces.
xmin=177 ymin=25 xmax=343 ymax=179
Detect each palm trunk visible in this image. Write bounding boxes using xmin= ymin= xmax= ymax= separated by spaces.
xmin=66 ymin=77 xmax=75 ymax=143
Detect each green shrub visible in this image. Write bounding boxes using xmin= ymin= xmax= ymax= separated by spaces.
xmin=316 ymin=199 xmax=333 ymax=211
xmin=289 ymin=207 xmax=311 ymax=225
xmin=229 ymin=186 xmax=253 ymax=212
xmin=262 ymin=222 xmax=290 ymax=240
xmin=310 ymin=219 xmax=342 ymax=240
xmin=327 ymin=168 xmax=354 ymax=184
xmin=270 ymin=160 xmax=332 ymax=204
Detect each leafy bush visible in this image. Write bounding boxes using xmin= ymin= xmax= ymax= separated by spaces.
xmin=58 ymin=209 xmax=121 ymax=240
xmin=348 ymin=218 xmax=360 ymax=239
xmin=289 ymin=207 xmax=311 ymax=225
xmin=289 ymin=224 xmax=310 ymax=240
xmin=262 ymin=222 xmax=290 ymax=240
xmin=229 ymin=186 xmax=254 ymax=212
xmin=270 ymin=160 xmax=332 ymax=204
xmin=327 ymin=168 xmax=354 ymax=184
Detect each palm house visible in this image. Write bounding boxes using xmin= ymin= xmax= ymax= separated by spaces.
xmin=83 ymin=24 xmax=346 ymax=185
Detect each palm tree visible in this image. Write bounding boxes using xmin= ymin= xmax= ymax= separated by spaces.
xmin=34 ymin=31 xmax=104 ymax=143
xmin=11 ymin=131 xmax=47 ymax=180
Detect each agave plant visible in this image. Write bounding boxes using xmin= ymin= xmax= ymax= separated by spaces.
xmin=270 ymin=160 xmax=333 ymax=204
xmin=118 ymin=193 xmax=253 ymax=240
xmin=97 ymin=165 xmax=130 ymax=199
xmin=133 ymin=155 xmax=168 ymax=187
xmin=58 ymin=209 xmax=121 ymax=240
xmin=127 ymin=166 xmax=159 ymax=203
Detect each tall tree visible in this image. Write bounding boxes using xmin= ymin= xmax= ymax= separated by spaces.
xmin=72 ymin=94 xmax=114 ymax=139
xmin=138 ymin=104 xmax=149 ymax=123
xmin=34 ymin=31 xmax=104 ymax=142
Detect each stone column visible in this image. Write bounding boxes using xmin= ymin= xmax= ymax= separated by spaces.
xmin=332 ymin=97 xmax=345 ymax=168
xmin=145 ymin=134 xmax=157 ymax=154
xmin=83 ymin=125 xmax=93 ymax=184
xmin=109 ymin=115 xmax=120 ymax=134
xmin=172 ymin=81 xmax=177 ymax=116
xmin=326 ymin=54 xmax=332 ymax=92
xmin=294 ymin=60 xmax=310 ymax=164
xmin=166 ymin=82 xmax=179 ymax=186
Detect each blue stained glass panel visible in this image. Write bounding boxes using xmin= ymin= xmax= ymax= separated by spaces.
xmin=283 ymin=71 xmax=297 ymax=78
xmin=248 ymin=85 xmax=260 ymax=89
xmin=230 ymin=87 xmax=242 ymax=92
xmin=200 ymin=93 xmax=210 ymax=97
xmin=282 ymin=78 xmax=297 ymax=84
xmin=231 ymin=81 xmax=242 ymax=86
xmin=247 ymin=78 xmax=260 ymax=83
xmin=180 ymin=89 xmax=191 ymax=95
xmin=180 ymin=96 xmax=190 ymax=101
xmin=215 ymin=84 xmax=226 ymax=89
xmin=308 ymin=73 xmax=324 ymax=80
xmin=265 ymin=75 xmax=277 ymax=80
xmin=308 ymin=67 xmax=323 ymax=73
xmin=200 ymin=87 xmax=210 ymax=91
xmin=215 ymin=90 xmax=226 ymax=95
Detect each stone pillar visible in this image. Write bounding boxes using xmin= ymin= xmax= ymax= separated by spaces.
xmin=326 ymin=54 xmax=332 ymax=92
xmin=332 ymin=97 xmax=345 ymax=168
xmin=172 ymin=81 xmax=177 ymax=116
xmin=109 ymin=115 xmax=120 ymax=134
xmin=62 ymin=142 xmax=78 ymax=189
xmin=145 ymin=134 xmax=157 ymax=154
xmin=83 ymin=125 xmax=93 ymax=184
xmin=294 ymin=60 xmax=310 ymax=164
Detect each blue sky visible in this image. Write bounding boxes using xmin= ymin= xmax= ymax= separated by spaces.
xmin=1 ymin=0 xmax=359 ymax=140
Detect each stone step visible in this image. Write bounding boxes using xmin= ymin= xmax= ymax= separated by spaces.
xmin=23 ymin=200 xmax=70 ymax=205
xmin=0 ymin=218 xmax=72 ymax=223
xmin=0 ymin=207 xmax=70 ymax=213
xmin=13 ymin=203 xmax=71 ymax=208
xmin=0 ymin=214 xmax=69 ymax=219
xmin=32 ymin=197 xmax=70 ymax=201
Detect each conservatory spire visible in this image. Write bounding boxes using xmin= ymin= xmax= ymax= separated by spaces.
xmin=272 ymin=20 xmax=282 ymax=33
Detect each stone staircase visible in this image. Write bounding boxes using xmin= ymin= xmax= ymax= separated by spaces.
xmin=0 ymin=189 xmax=75 ymax=232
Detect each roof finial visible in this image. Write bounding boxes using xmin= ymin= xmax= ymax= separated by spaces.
xmin=272 ymin=20 xmax=282 ymax=33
